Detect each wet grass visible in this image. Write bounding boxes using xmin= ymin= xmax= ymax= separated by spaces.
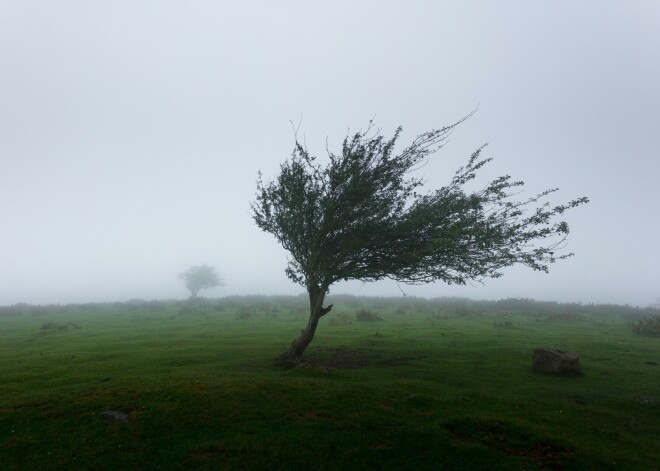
xmin=1 ymin=299 xmax=659 ymax=470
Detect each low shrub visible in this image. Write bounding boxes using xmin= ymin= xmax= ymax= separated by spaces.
xmin=236 ymin=306 xmax=254 ymax=320
xmin=493 ymin=320 xmax=515 ymax=328
xmin=356 ymin=309 xmax=382 ymax=322
xmin=395 ymin=305 xmax=408 ymax=315
xmin=455 ymin=307 xmax=480 ymax=317
xmin=330 ymin=313 xmax=352 ymax=325
xmin=630 ymin=316 xmax=660 ymax=337
xmin=40 ymin=322 xmax=80 ymax=332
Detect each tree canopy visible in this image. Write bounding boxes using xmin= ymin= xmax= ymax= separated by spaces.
xmin=252 ymin=118 xmax=588 ymax=361
xmin=179 ymin=265 xmax=224 ymax=299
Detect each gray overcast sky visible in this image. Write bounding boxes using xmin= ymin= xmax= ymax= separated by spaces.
xmin=1 ymin=1 xmax=658 ymax=306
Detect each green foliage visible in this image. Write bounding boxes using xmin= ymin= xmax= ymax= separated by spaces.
xmin=252 ymin=118 xmax=588 ymax=290
xmin=178 ymin=264 xmax=224 ymax=299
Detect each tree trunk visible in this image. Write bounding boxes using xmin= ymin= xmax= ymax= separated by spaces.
xmin=278 ymin=285 xmax=332 ymax=363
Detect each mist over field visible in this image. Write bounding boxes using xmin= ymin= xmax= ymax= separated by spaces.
xmin=1 ymin=1 xmax=659 ymax=307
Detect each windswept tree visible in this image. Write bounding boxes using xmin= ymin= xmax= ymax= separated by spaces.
xmin=179 ymin=265 xmax=224 ymax=299
xmin=252 ymin=118 xmax=588 ymax=362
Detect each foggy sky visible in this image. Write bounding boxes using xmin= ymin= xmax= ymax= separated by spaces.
xmin=1 ymin=1 xmax=659 ymax=306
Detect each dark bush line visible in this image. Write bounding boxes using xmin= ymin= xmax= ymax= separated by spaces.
xmin=1 ymin=295 xmax=658 ymax=319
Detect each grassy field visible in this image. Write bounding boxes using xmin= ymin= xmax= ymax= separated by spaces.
xmin=1 ymin=296 xmax=659 ymax=470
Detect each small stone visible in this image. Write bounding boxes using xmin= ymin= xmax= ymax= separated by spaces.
xmin=100 ymin=410 xmax=129 ymax=422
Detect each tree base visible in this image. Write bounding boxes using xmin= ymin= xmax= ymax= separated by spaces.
xmin=276 ymin=348 xmax=306 ymax=366
xmin=274 ymin=356 xmax=307 ymax=371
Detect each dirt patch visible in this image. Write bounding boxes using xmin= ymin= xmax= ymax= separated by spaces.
xmin=377 ymin=355 xmax=425 ymax=367
xmin=189 ymin=443 xmax=227 ymax=462
xmin=287 ymin=410 xmax=335 ymax=421
xmin=446 ymin=419 xmax=571 ymax=470
xmin=318 ymin=347 xmax=374 ymax=369
xmin=299 ymin=347 xmax=424 ymax=370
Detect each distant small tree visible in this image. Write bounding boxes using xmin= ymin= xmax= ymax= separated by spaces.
xmin=252 ymin=117 xmax=588 ymax=362
xmin=179 ymin=265 xmax=224 ymax=299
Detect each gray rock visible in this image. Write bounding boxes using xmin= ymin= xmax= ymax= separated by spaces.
xmin=100 ymin=410 xmax=129 ymax=422
xmin=532 ymin=348 xmax=581 ymax=375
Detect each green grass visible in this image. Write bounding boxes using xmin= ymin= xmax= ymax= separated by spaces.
xmin=1 ymin=298 xmax=659 ymax=470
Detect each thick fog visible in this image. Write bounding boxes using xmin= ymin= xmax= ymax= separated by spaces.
xmin=1 ymin=1 xmax=658 ymax=306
